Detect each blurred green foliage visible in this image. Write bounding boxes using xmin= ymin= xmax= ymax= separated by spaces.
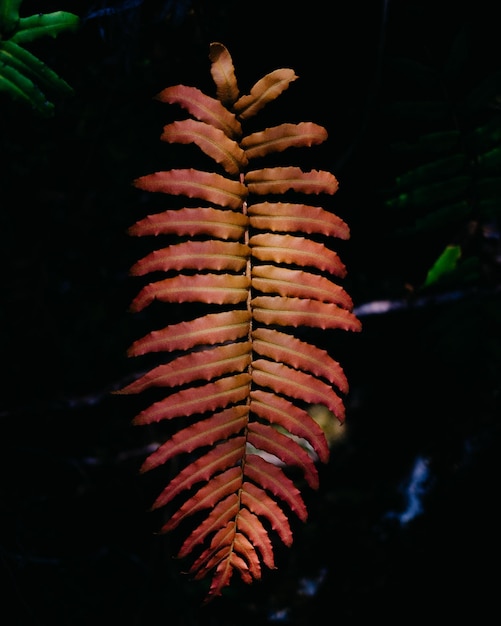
xmin=0 ymin=0 xmax=79 ymax=116
xmin=383 ymin=25 xmax=501 ymax=292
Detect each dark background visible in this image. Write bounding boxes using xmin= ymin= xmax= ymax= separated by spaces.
xmin=1 ymin=1 xmax=500 ymax=623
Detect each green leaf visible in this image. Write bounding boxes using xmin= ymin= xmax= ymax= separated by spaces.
xmin=0 ymin=40 xmax=73 ymax=97
xmin=469 ymin=116 xmax=501 ymax=152
xmin=0 ymin=59 xmax=54 ymax=116
xmin=395 ymin=154 xmax=466 ymax=189
xmin=423 ymin=245 xmax=462 ymax=288
xmin=385 ymin=175 xmax=470 ymax=211
xmin=477 ymin=146 xmax=501 ymax=173
xmin=0 ymin=3 xmax=79 ymax=115
xmin=0 ymin=0 xmax=22 ymax=35
xmin=390 ymin=131 xmax=461 ymax=156
xmin=11 ymin=11 xmax=80 ymax=44
xmin=402 ymin=200 xmax=471 ymax=235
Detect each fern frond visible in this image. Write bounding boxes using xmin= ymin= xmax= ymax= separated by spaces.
xmin=119 ymin=42 xmax=361 ymax=601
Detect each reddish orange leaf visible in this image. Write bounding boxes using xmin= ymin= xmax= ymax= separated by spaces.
xmin=161 ymin=467 xmax=243 ymax=529
xmin=155 ymin=84 xmax=242 ymax=138
xmin=250 ymin=389 xmax=330 ymax=463
xmin=233 ymin=533 xmax=262 ymax=579
xmin=237 ymin=508 xmax=276 ymax=570
xmin=240 ymin=481 xmax=293 ymax=546
xmin=132 ymin=373 xmax=251 ymax=425
xmin=209 ymin=42 xmax=240 ymax=107
xmin=134 ymin=169 xmax=247 ymax=209
xmin=117 ymin=341 xmax=252 ymax=394
xmin=252 ymin=295 xmax=363 ymax=332
xmin=190 ymin=528 xmax=236 ymax=581
xmin=242 ymin=122 xmax=327 ymax=160
xmin=251 ymin=327 xmax=349 ymax=393
xmin=250 ymin=233 xmax=347 ymax=276
xmin=233 ymin=69 xmax=298 ymax=119
xmin=126 ymin=310 xmax=251 ymax=356
xmin=129 ymin=273 xmax=250 ymax=312
xmin=245 ymin=166 xmax=339 ymax=196
xmin=128 ymin=207 xmax=248 ymax=240
xmin=252 ymin=358 xmax=346 ymax=422
xmin=140 ymin=405 xmax=248 ymax=473
xmin=248 ymin=201 xmax=350 ymax=239
xmin=161 ymin=120 xmax=248 ymax=175
xmin=247 ymin=422 xmax=320 ymax=489
xmin=252 ymin=264 xmax=354 ymax=306
xmin=177 ymin=493 xmax=240 ymax=557
xmin=194 ymin=523 xmax=236 ymax=571
xmin=130 ymin=240 xmax=250 ymax=275
xmin=194 ymin=529 xmax=262 ymax=588
xmin=154 ymin=437 xmax=245 ymax=511
xmin=245 ymin=453 xmax=308 ymax=521
xmin=201 ymin=550 xmax=236 ymax=597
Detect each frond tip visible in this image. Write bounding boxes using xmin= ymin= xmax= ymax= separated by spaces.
xmin=119 ymin=41 xmax=361 ymax=601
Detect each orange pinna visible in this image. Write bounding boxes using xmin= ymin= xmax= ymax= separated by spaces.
xmin=117 ymin=42 xmax=361 ymax=601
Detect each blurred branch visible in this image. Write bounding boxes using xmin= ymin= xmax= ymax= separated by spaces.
xmin=354 ymin=283 xmax=501 ymax=317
